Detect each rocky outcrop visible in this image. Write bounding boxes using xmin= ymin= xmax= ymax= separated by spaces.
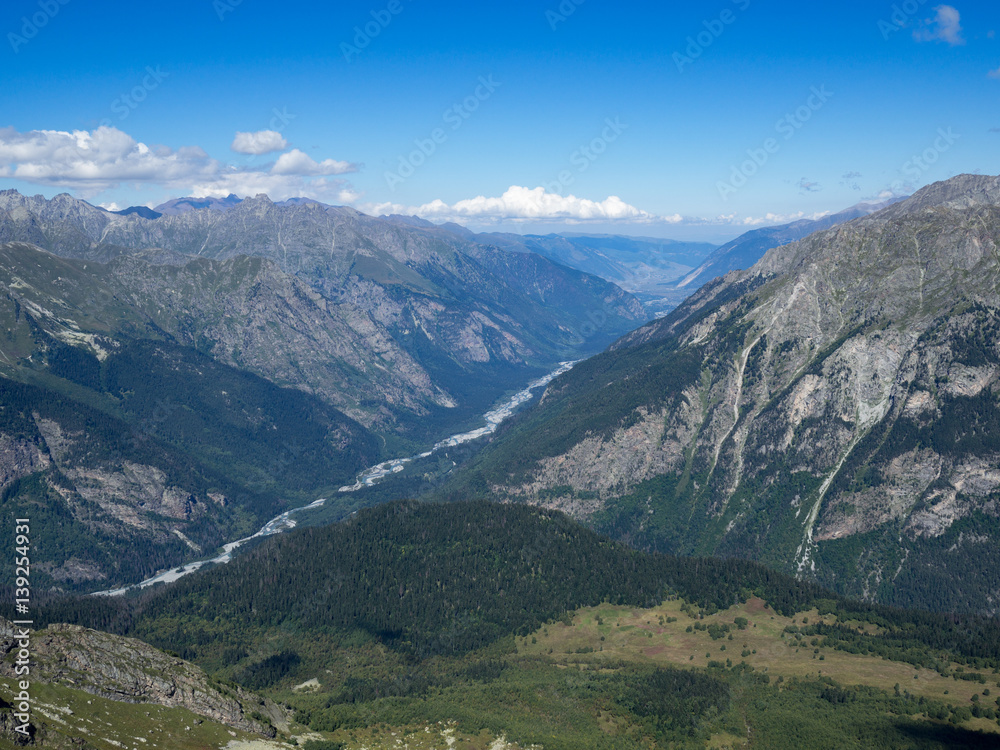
xmin=35 ymin=417 xmax=208 ymax=530
xmin=0 ymin=434 xmax=50 ymax=492
xmin=0 ymin=618 xmax=281 ymax=737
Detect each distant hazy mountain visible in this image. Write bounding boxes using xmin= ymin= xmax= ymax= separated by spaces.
xmin=385 ymin=202 xmax=906 ymax=315
xmin=153 ymin=193 xmax=244 ymax=215
xmin=674 ymin=198 xmax=905 ymax=291
xmin=0 ymin=190 xmax=644 ymax=432
xmin=276 ymin=197 xmax=329 ymax=208
xmin=381 ymin=213 xmax=441 ymax=230
xmin=111 ymin=205 xmax=162 ymax=220
xmin=414 ymin=226 xmax=718 ymax=314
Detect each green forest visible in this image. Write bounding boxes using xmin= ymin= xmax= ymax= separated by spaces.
xmin=23 ymin=500 xmax=1000 ymax=748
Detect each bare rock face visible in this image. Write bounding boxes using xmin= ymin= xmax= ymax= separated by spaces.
xmin=0 ymin=618 xmax=281 ymax=737
xmin=0 ymin=434 xmax=50 ymax=491
xmin=37 ymin=417 xmax=199 ymax=525
xmin=104 ymin=253 xmax=452 ymax=428
xmin=473 ymin=175 xmax=1000 ymax=614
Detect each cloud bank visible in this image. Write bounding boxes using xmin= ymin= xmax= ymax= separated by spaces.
xmin=0 ymin=126 xmax=359 ymax=203
xmin=271 ymin=149 xmax=357 ymax=176
xmin=369 ymin=186 xmax=668 ymax=224
xmin=367 ymin=185 xmax=828 ymax=228
xmin=1 ymin=129 xmax=844 ymax=231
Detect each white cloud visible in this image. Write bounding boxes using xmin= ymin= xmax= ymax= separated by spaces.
xmin=914 ymin=5 xmax=965 ymax=45
xmin=364 ymin=186 xmax=837 ymax=229
xmin=271 ymin=148 xmax=358 ymax=176
xmin=231 ymin=130 xmax=288 ymax=155
xmin=710 ymin=211 xmax=830 ymax=227
xmin=989 ymin=66 xmax=1000 ymax=80
xmin=367 ymin=186 xmax=665 ymax=224
xmin=0 ymin=126 xmax=217 ymax=191
xmin=0 ymin=125 xmax=360 ymax=203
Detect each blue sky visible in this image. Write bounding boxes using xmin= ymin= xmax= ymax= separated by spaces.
xmin=1 ymin=0 xmax=997 ymax=241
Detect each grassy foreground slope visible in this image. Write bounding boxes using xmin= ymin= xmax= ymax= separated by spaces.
xmin=0 ymin=678 xmax=268 ymax=750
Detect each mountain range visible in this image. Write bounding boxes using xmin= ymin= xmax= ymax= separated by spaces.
xmin=455 ymin=231 xmax=716 ymax=313
xmin=380 ymin=199 xmax=904 ymax=317
xmin=0 ymin=189 xmax=644 ymax=435
xmin=0 ymin=189 xmax=645 ymax=592
xmin=3 ymin=177 xmax=1000 ymax=748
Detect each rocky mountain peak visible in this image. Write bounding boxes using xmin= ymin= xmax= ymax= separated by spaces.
xmin=888 ymin=174 xmax=1000 ymax=214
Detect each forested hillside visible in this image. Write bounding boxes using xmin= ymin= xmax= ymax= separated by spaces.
xmin=23 ymin=500 xmax=1000 ymax=749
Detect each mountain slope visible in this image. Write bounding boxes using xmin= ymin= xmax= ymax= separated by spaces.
xmin=0 ymin=189 xmax=643 ymax=592
xmin=0 ymin=335 xmax=378 ymax=591
xmin=153 ymin=193 xmax=244 ymax=215
xmin=0 ymin=242 xmax=384 ymax=590
xmin=0 ymin=190 xmax=646 ymax=435
xmin=0 ymin=617 xmax=283 ymax=747
xmin=445 ymin=174 xmax=1000 ymax=614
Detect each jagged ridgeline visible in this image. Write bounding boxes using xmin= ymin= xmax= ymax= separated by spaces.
xmin=443 ymin=174 xmax=1000 ymax=615
xmin=0 ymin=189 xmax=645 ymax=439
